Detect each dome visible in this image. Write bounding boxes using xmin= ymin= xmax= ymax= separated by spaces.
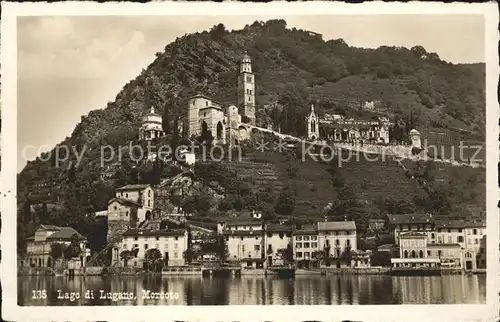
xmin=142 ymin=107 xmax=162 ymax=124
xmin=409 ymin=129 xmax=420 ymax=135
xmin=241 ymin=52 xmax=251 ymax=63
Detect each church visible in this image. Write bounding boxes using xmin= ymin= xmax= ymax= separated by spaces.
xmin=185 ymin=52 xmax=256 ymax=145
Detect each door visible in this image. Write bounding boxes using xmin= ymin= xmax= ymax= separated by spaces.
xmin=267 ymin=256 xmax=273 ymax=267
xmin=466 ymin=260 xmax=473 ymax=270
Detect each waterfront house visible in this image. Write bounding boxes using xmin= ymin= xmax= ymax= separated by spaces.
xmin=386 ymin=213 xmax=435 ymax=245
xmin=463 ymin=219 xmax=486 ymax=253
xmin=426 ymin=243 xmax=472 ymax=269
xmin=264 ymin=223 xmax=293 ymax=266
xmin=24 ymin=225 xmax=89 ymax=268
xmin=216 ymin=217 xmax=264 ymax=234
xmin=224 ymin=229 xmax=265 ymax=268
xmin=317 ymin=221 xmax=357 ymax=268
xmin=391 ymin=232 xmax=440 ymax=268
xmin=293 ymin=224 xmax=320 ymax=268
xmin=118 ymin=228 xmax=188 ymax=267
xmin=435 ymin=219 xmax=466 ymax=245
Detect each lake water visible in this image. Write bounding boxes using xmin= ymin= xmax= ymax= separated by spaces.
xmin=18 ymin=275 xmax=486 ymax=306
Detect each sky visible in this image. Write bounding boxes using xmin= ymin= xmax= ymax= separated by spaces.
xmin=16 ymin=14 xmax=485 ymax=172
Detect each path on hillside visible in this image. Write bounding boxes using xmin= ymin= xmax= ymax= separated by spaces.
xmin=245 ymin=124 xmax=485 ymax=169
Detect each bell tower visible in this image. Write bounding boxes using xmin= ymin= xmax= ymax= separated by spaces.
xmin=237 ymin=52 xmax=255 ymax=125
xmin=306 ymin=104 xmax=319 ymax=141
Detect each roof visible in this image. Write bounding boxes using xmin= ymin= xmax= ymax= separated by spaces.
xmin=435 ymin=219 xmax=465 ymax=229
xmin=116 ymin=184 xmax=151 ymax=191
xmin=224 ymin=219 xmax=263 ymax=226
xmin=294 ymin=224 xmax=317 ymax=235
xmin=399 ymin=232 xmax=427 ymax=238
xmin=108 ymin=197 xmax=141 ymax=208
xmin=369 ymin=219 xmax=386 ymax=223
xmin=223 ymin=230 xmax=264 ymax=237
xmin=317 ymin=221 xmax=356 ymax=231
xmin=46 ymin=227 xmax=86 ymax=241
xmin=123 ymin=229 xmax=186 ymax=237
xmin=386 ymin=213 xmax=434 ymax=225
xmin=377 ymin=244 xmax=394 ymax=251
xmin=265 ymin=224 xmax=294 ymax=232
xmin=39 ymin=224 xmax=60 ymax=231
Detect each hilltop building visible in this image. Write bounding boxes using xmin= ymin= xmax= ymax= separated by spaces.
xmin=409 ymin=129 xmax=422 ymax=149
xmin=305 ymin=104 xmax=319 ymax=141
xmin=185 ymin=52 xmax=255 ymax=145
xmin=139 ymin=107 xmax=164 ymax=141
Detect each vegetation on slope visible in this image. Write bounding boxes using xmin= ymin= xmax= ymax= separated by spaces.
xmin=17 ymin=19 xmax=486 ymax=252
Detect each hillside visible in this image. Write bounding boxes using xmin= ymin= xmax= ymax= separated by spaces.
xmin=17 ymin=19 xmax=486 ymax=250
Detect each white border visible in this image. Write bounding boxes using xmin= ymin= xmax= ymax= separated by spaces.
xmin=1 ymin=2 xmax=499 ymax=322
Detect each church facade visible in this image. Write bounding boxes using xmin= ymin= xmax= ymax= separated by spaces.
xmin=185 ymin=52 xmax=256 ymax=145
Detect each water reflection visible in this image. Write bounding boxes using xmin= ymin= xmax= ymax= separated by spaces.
xmin=18 ymin=275 xmax=486 ymax=306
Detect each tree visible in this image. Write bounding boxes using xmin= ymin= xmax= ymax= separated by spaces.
xmin=63 ymin=234 xmax=82 ymax=260
xmin=277 ymin=243 xmax=294 ymax=264
xmin=144 ymin=248 xmax=163 ymax=272
xmin=340 ymin=247 xmax=353 ymax=266
xmin=183 ymin=249 xmax=194 ymax=264
xmin=119 ymin=250 xmax=134 ymax=267
xmin=370 ymin=251 xmax=392 ymax=267
xmin=50 ymin=243 xmax=65 ymax=266
xmin=217 ymin=235 xmax=229 ymax=262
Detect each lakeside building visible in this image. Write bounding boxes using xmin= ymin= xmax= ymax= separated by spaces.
xmin=386 ymin=213 xmax=436 ymax=245
xmin=265 ymin=224 xmax=293 ymax=266
xmin=317 ymin=221 xmax=358 ymax=268
xmin=392 ymin=231 xmax=478 ymax=270
xmin=435 ymin=219 xmax=486 ymax=252
xmin=293 ymin=224 xmax=320 ymax=268
xmin=224 ymin=229 xmax=265 ymax=268
xmin=116 ymin=228 xmax=188 ymax=267
xmin=23 ymin=225 xmax=90 ymax=268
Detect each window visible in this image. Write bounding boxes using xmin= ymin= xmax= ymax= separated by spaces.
xmin=304 ymin=252 xmax=310 ymax=258
xmin=296 ymin=236 xmax=302 ymax=241
xmin=296 ymin=243 xmax=302 ymax=248
xmin=134 ymin=237 xmax=138 ymax=241
xmin=447 ymin=229 xmax=451 ymax=233
xmin=473 ymin=229 xmax=477 ymax=235
xmin=458 ymin=229 xmax=462 ymax=233
xmin=458 ymin=236 xmax=464 ymax=243
xmin=175 ymin=237 xmax=178 ymax=241
xmin=240 ymin=237 xmax=244 ymax=241
xmin=248 ymin=97 xmax=251 ymax=102
xmin=126 ymin=211 xmax=129 ymax=217
xmin=437 ymin=228 xmax=442 ymax=233
xmin=242 ymin=245 xmax=245 ymax=252
xmin=205 ymin=101 xmax=208 ymax=106
xmin=431 ymin=233 xmax=435 ymax=239
xmin=126 ymin=193 xmax=129 ymax=198
xmin=148 ymin=190 xmax=151 ymax=197
xmin=246 ymin=76 xmax=252 ymax=83
xmin=156 ymin=236 xmax=159 ymax=241
xmin=254 ymin=245 xmax=260 ymax=251
xmin=148 ymin=200 xmax=151 ymax=207
xmin=427 ymin=250 xmax=431 ymax=256
xmin=267 ymin=233 xmax=272 ymax=238
xmin=311 ymin=236 xmax=317 ymax=241
xmin=438 ymin=250 xmax=442 ymax=257
xmin=123 ymin=244 xmax=127 ymax=249
xmin=174 ymin=252 xmax=178 ymax=258
xmin=335 ymin=239 xmax=339 ymax=245
xmin=304 ymin=242 xmax=310 ymax=248
xmin=144 ymin=244 xmax=149 ymax=250
xmin=296 ymin=252 xmax=303 ymax=258
xmin=474 ymin=239 xmax=478 ymax=244
xmin=303 ymin=236 xmax=310 ymax=241
xmin=311 ymin=242 xmax=318 ymax=248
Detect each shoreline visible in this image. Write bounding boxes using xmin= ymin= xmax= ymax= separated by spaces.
xmin=17 ymin=266 xmax=487 ymax=277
